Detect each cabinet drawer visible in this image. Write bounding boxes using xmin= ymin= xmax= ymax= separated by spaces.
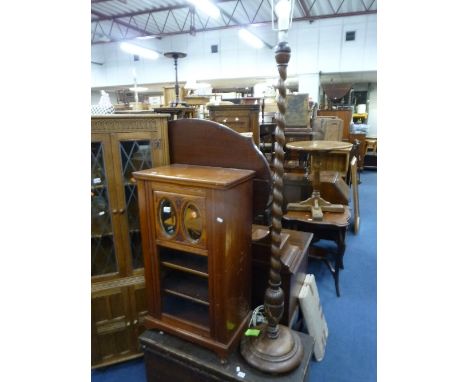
xmin=214 ymin=116 xmax=250 ymax=132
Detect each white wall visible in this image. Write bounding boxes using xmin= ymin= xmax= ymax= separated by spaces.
xmin=91 ymin=14 xmax=377 ymax=134
xmin=91 ymin=14 xmax=376 ymax=88
xmin=367 ymin=83 xmax=377 ymax=138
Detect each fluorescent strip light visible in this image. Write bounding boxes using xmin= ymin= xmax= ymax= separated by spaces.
xmin=136 ymin=36 xmax=155 ymax=40
xmin=239 ymin=28 xmax=264 ymax=49
xmin=186 ymin=0 xmax=220 ymax=19
xmin=120 ymin=42 xmax=159 ymax=59
xmin=129 ymin=87 xmax=148 ymax=92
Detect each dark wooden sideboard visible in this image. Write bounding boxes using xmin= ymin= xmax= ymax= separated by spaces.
xmin=207 ymin=104 xmax=260 ymax=146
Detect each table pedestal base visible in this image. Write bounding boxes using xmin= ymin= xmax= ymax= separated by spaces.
xmin=287 ymin=197 xmax=345 ymax=221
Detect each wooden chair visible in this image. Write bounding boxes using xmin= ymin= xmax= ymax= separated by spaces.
xmin=350 ymin=156 xmax=360 ymax=234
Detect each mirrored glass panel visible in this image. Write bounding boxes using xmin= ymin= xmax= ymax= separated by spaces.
xmin=183 ymin=203 xmax=202 ymax=242
xmin=159 ymin=199 xmax=177 ymax=236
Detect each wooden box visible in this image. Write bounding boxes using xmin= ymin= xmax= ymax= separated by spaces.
xmin=133 ymin=164 xmax=255 ymax=360
xmin=140 ymin=329 xmax=314 ymax=382
xmin=317 ymin=109 xmax=353 ymax=141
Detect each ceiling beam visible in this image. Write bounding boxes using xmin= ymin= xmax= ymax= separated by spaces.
xmin=92 ymin=9 xmax=149 ymax=36
xmin=92 ymin=8 xmax=377 ymax=44
xmin=91 ymin=0 xmax=239 ymax=21
xmin=297 ymin=0 xmax=311 ymax=18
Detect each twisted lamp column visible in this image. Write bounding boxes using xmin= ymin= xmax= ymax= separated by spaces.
xmin=240 ymin=40 xmax=303 ymax=374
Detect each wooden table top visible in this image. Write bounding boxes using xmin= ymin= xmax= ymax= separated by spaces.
xmin=286 ymin=140 xmax=353 ymax=152
xmin=283 ymin=206 xmax=351 ymax=227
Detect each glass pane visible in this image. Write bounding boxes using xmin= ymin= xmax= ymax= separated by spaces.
xmin=183 ymin=203 xmax=202 ymax=242
xmin=159 ymin=199 xmax=177 ymax=237
xmin=91 ymin=142 xmax=117 ymax=276
xmin=119 ymin=140 xmax=152 ymax=183
xmin=119 ymin=139 xmax=153 ymax=270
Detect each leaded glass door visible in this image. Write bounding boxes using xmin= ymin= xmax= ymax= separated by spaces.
xmin=91 ymin=135 xmax=121 ymax=280
xmin=112 ymin=132 xmax=164 ymax=275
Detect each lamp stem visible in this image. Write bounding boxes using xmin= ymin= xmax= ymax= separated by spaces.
xmin=240 ymin=35 xmax=303 ymax=375
xmin=174 ymin=56 xmax=180 ymax=106
xmin=264 ymin=40 xmax=291 ymax=338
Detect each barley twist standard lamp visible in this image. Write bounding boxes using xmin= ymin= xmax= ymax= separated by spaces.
xmin=240 ymin=0 xmax=303 ymax=374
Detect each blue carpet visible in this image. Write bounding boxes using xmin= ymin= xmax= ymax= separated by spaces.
xmin=92 ymin=170 xmax=377 ymax=382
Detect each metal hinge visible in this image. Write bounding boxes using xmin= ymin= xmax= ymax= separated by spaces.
xmin=152 ymin=139 xmax=161 ymax=150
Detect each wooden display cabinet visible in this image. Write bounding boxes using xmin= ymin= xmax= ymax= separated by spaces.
xmin=91 ymin=114 xmax=169 ymax=368
xmin=207 ymin=104 xmax=260 ymax=146
xmin=133 ymin=164 xmax=255 ymax=361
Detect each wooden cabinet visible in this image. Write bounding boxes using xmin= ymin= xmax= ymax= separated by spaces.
xmin=317 ymin=109 xmax=353 ymax=141
xmin=91 ymin=115 xmax=169 ymax=368
xmin=207 ymin=104 xmax=260 ymax=146
xmin=133 ymin=164 xmax=255 ymax=360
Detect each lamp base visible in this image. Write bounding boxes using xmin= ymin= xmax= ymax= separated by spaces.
xmin=240 ymin=324 xmax=304 ymax=374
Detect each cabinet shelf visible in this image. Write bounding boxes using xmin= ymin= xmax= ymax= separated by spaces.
xmin=91 ymin=184 xmax=107 ymax=191
xmin=162 ymin=270 xmax=209 ymax=306
xmin=91 ymin=232 xmax=114 ymax=239
xmin=159 ymin=246 xmax=208 ymax=277
xmin=162 ymin=295 xmax=210 ymax=328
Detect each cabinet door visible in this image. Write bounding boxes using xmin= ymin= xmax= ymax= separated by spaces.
xmin=91 ymin=285 xmax=134 ymax=366
xmin=128 ymin=281 xmax=148 ymax=352
xmin=91 ymin=135 xmax=123 ymax=281
xmin=111 ymin=132 xmax=166 ymax=276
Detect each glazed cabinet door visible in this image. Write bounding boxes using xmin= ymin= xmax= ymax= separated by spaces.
xmin=111 ymin=132 xmax=167 ymax=277
xmin=91 ymin=135 xmax=124 ymax=281
xmin=91 ymin=286 xmax=134 ymax=367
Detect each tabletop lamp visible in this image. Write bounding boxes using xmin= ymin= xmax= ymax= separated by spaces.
xmin=240 ymin=0 xmax=303 ymax=374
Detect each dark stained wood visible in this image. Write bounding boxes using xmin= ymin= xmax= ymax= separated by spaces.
xmin=133 ymin=164 xmax=255 ymax=360
xmin=251 ymin=226 xmax=313 ymax=327
xmin=140 ymin=329 xmax=314 ymax=382
xmin=283 ymin=207 xmax=351 ymax=297
xmin=167 ymin=118 xmax=272 ymax=218
xmin=207 ymin=104 xmax=260 ymax=146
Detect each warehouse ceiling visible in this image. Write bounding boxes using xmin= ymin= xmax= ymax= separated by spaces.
xmin=91 ymin=0 xmax=377 ymax=44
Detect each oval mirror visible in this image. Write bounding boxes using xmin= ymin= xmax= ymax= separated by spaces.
xmin=183 ymin=203 xmax=202 ymax=242
xmin=159 ymin=199 xmax=176 ymax=236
